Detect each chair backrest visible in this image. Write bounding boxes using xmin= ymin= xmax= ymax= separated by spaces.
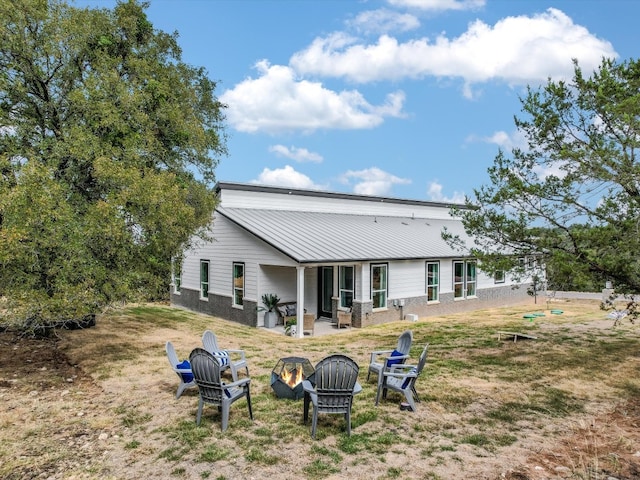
xmin=303 ymin=313 xmax=315 ymax=329
xmin=415 ymin=344 xmax=429 ymax=376
xmin=202 ymin=330 xmax=220 ymax=353
xmin=189 ymin=347 xmax=225 ymax=404
xmin=396 ymin=330 xmax=413 ymax=355
xmin=166 ymin=341 xmax=179 ymax=367
xmin=401 ymin=344 xmax=429 ymax=390
xmin=314 ymin=354 xmax=359 ymax=410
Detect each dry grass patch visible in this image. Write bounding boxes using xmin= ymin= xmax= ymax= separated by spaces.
xmin=1 ymin=298 xmax=639 ymax=479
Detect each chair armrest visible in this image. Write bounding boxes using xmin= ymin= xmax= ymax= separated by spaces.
xmin=371 ymin=351 xmax=410 ymax=368
xmin=225 ymin=349 xmax=246 ymax=360
xmin=370 ymin=349 xmax=394 ymax=356
xmin=369 ymin=349 xmax=394 ymax=362
xmin=384 ymin=364 xmax=418 ymax=378
xmin=353 ymin=381 xmax=363 ymax=395
xmin=223 ymin=377 xmax=251 ymax=389
xmin=302 ymin=379 xmax=315 ymax=393
xmin=388 ymin=363 xmax=417 ymax=370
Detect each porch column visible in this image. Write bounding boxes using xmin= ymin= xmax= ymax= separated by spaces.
xmin=296 ymin=266 xmax=305 ymax=339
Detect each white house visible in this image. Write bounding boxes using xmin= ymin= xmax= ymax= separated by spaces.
xmin=170 ymin=182 xmax=532 ymax=337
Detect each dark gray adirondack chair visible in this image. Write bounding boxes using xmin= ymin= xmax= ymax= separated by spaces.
xmin=189 ymin=347 xmax=253 ymax=431
xmin=367 ymin=330 xmax=413 ymax=395
xmin=377 ymin=344 xmax=428 ymax=412
xmin=303 ymin=354 xmax=362 ymax=439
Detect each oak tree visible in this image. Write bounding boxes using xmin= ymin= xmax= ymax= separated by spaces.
xmin=0 ymin=0 xmax=226 ymax=328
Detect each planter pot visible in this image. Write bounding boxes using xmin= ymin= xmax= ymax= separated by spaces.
xmin=264 ymin=311 xmax=277 ymax=328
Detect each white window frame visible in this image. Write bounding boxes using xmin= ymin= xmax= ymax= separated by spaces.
xmin=426 ymin=261 xmax=439 ymax=302
xmin=339 ymin=265 xmax=354 ymax=309
xmin=453 ymin=261 xmax=465 ymax=299
xmin=527 ymin=256 xmax=536 ymax=269
xmin=453 ymin=260 xmax=477 ymax=299
xmin=494 ymin=270 xmax=505 ymax=284
xmin=233 ymin=262 xmax=244 ymax=307
xmin=371 ymin=263 xmax=388 ymax=309
xmin=200 ymin=260 xmax=209 ymax=299
xmin=466 ymin=260 xmax=477 ymax=297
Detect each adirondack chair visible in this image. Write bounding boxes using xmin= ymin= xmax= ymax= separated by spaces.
xmin=201 ymin=330 xmax=249 ymax=381
xmin=165 ymin=341 xmax=197 ymax=399
xmin=367 ymin=330 xmax=413 ymax=397
xmin=302 ymin=354 xmax=362 ymax=438
xmin=303 ymin=313 xmax=315 ymax=336
xmin=189 ymin=347 xmax=253 ymax=431
xmin=377 ymin=344 xmax=429 ymax=412
xmin=337 ymin=309 xmax=352 ymax=328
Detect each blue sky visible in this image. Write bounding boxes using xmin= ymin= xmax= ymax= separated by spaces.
xmin=75 ymin=0 xmax=639 ymax=202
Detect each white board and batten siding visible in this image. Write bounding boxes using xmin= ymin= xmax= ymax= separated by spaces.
xmin=382 ymin=259 xmax=524 ymax=302
xmin=181 ymin=214 xmax=297 ymax=301
xmin=219 ymin=187 xmax=456 ymax=220
xmin=257 ymin=265 xmax=319 ymax=312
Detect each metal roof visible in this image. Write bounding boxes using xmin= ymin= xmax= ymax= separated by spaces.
xmin=216 ymin=207 xmax=473 ymax=264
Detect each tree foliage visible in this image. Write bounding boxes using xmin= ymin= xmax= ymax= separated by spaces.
xmin=0 ymin=0 xmax=226 ymax=327
xmin=453 ymin=58 xmax=640 ymax=296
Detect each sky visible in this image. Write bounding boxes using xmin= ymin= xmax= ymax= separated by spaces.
xmin=74 ymin=0 xmax=639 ymax=203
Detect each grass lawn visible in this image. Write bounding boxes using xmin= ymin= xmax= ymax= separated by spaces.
xmin=1 ymin=298 xmax=639 ymax=479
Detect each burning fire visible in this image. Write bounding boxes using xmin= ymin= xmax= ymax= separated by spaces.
xmin=280 ymin=366 xmax=304 ymax=388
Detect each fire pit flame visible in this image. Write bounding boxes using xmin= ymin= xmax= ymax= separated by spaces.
xmin=280 ymin=366 xmax=304 ymax=388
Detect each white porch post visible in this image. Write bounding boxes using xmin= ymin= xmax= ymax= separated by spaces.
xmin=296 ymin=266 xmax=305 ymax=339
xmin=361 ymin=262 xmax=371 ymax=301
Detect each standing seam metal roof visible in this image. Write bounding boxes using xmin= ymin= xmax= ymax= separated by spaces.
xmin=216 ymin=207 xmax=472 ymax=264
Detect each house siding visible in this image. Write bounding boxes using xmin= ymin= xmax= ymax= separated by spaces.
xmin=220 ymin=187 xmax=455 ymax=219
xmin=172 ymin=214 xmax=298 ymax=326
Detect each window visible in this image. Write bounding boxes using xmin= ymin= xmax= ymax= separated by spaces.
xmin=339 ymin=266 xmax=354 ymax=309
xmin=453 ymin=261 xmax=464 ymax=299
xmin=233 ymin=262 xmax=244 ymax=307
xmin=426 ymin=262 xmax=439 ymax=302
xmin=371 ymin=264 xmax=388 ymax=309
xmin=172 ymin=259 xmax=181 ymax=294
xmin=453 ymin=260 xmax=477 ymax=299
xmin=466 ymin=261 xmax=477 ymax=297
xmin=200 ymin=260 xmax=209 ymax=299
xmin=494 ymin=270 xmax=505 ymax=284
xmin=527 ymin=256 xmax=536 ymax=269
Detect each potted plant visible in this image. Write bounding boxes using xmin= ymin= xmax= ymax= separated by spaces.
xmin=259 ymin=293 xmax=280 ymax=328
xmin=284 ymin=318 xmax=297 ymax=336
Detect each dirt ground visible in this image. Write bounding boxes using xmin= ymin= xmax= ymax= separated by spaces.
xmin=1 ymin=302 xmax=640 ymax=480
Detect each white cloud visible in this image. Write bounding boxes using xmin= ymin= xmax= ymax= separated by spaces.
xmin=478 ymin=129 xmax=527 ymax=151
xmin=348 ymin=9 xmax=420 ymax=35
xmin=220 ymin=60 xmax=405 ymax=133
xmin=290 ymin=9 xmax=616 ymax=90
xmin=269 ymin=144 xmax=323 ymax=163
xmin=251 ymin=165 xmax=325 ymax=190
xmin=340 ymin=167 xmax=411 ymax=196
xmin=427 ymin=180 xmax=465 ymax=203
xmin=532 ymin=162 xmax=568 ymax=181
xmin=388 ymin=0 xmax=485 ymax=11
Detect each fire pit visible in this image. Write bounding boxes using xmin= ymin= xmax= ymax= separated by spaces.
xmin=270 ymin=356 xmax=315 ymax=400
